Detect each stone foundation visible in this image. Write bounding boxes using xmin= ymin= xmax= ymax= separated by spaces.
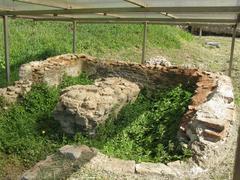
xmin=19 ymin=54 xmax=83 ymax=86
xmin=16 ymin=54 xmax=236 ymax=179
xmin=16 ymin=54 xmax=235 ymax=144
xmin=0 ymin=80 xmax=32 ymax=104
xmin=185 ymin=75 xmax=235 ymax=143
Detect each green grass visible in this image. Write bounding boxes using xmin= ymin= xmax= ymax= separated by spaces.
xmin=0 ymin=73 xmax=192 ymax=178
xmin=0 ymin=19 xmax=192 ymax=87
xmin=75 ymin=86 xmax=192 ymax=163
xmin=0 ymin=20 xmax=193 ymax=178
xmin=59 ymin=73 xmax=94 ymax=89
xmin=0 ymin=19 xmax=238 ymax=179
xmin=0 ymin=73 xmax=93 ymax=178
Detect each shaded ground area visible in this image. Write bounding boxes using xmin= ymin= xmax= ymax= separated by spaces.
xmin=71 ymin=86 xmax=192 ymax=164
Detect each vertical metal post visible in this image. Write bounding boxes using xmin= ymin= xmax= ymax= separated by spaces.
xmin=72 ymin=21 xmax=76 ymax=54
xmin=191 ymin=26 xmax=194 ymax=34
xmin=199 ymin=27 xmax=202 ymax=38
xmin=228 ymin=25 xmax=237 ymax=77
xmin=3 ymin=15 xmax=10 ymax=84
xmin=234 ymin=126 xmax=240 ymax=180
xmin=141 ymin=21 xmax=147 ymax=64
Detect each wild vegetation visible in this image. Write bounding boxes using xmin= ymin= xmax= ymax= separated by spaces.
xmin=75 ymin=85 xmax=192 ymax=163
xmin=0 ymin=19 xmax=238 ymax=179
xmin=0 ymin=73 xmax=192 ymax=178
xmin=0 ymin=20 xmax=194 ymax=178
xmin=0 ymin=73 xmax=94 ymax=178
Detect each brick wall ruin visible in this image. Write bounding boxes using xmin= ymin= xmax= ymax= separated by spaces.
xmin=14 ymin=54 xmax=236 ymax=179
xmin=2 ymin=54 xmax=234 ymax=145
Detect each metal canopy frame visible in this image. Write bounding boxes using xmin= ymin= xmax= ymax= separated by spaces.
xmin=0 ymin=1 xmax=240 ymax=177
xmin=0 ymin=0 xmax=239 ymax=24
xmin=0 ymin=0 xmax=239 ymax=85
xmin=0 ymin=6 xmax=240 ymax=15
xmin=3 ymin=15 xmax=10 ymax=84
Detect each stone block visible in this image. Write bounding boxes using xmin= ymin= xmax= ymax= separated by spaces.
xmin=87 ymin=150 xmax=135 ymax=174
xmin=135 ymin=162 xmax=177 ymax=177
xmin=21 ymin=155 xmax=54 ymax=180
xmin=59 ymin=145 xmax=93 ymax=160
xmin=54 ymin=77 xmax=140 ymax=135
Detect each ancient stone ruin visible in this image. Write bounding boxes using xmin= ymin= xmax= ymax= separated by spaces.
xmin=54 ymin=77 xmax=140 ymax=135
xmin=0 ymin=80 xmax=32 ymax=104
xmin=0 ymin=54 xmax=235 ymax=179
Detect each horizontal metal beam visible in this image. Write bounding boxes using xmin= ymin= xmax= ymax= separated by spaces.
xmin=75 ymin=22 xmax=234 ymax=26
xmin=160 ymin=12 xmax=177 ymax=19
xmin=26 ymin=18 xmax=234 ymax=26
xmin=0 ymin=6 xmax=239 ymax=16
xmin=12 ymin=15 xmax=235 ymax=26
xmin=97 ymin=13 xmax=125 ymax=18
xmin=24 ymin=17 xmax=236 ymax=23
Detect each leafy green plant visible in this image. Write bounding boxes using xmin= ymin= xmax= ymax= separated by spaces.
xmin=0 ymin=73 xmax=93 ymax=168
xmin=0 ymin=71 xmax=192 ymax=178
xmin=22 ymin=84 xmax=59 ymax=117
xmin=59 ymin=73 xmax=94 ymax=89
xmin=0 ymin=96 xmax=8 ymax=110
xmin=74 ymin=85 xmax=193 ymax=163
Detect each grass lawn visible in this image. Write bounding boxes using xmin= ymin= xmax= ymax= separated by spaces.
xmin=0 ymin=19 xmax=192 ymax=86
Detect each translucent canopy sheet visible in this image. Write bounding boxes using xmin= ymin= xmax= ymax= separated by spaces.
xmin=0 ymin=0 xmax=239 ymax=25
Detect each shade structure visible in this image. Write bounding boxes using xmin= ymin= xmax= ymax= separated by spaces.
xmin=0 ymin=0 xmax=239 ymax=81
xmin=0 ymin=1 xmax=240 ymax=178
xmin=0 ymin=0 xmax=238 ymax=25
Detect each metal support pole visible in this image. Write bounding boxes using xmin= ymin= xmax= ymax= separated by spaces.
xmin=199 ymin=27 xmax=202 ymax=38
xmin=141 ymin=21 xmax=147 ymax=64
xmin=191 ymin=26 xmax=194 ymax=34
xmin=72 ymin=21 xmax=76 ymax=53
xmin=3 ymin=15 xmax=10 ymax=84
xmin=234 ymin=125 xmax=240 ymax=180
xmin=228 ymin=25 xmax=237 ymax=77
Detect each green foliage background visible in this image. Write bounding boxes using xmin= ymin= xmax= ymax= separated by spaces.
xmin=0 ymin=19 xmax=192 ymax=86
xmin=0 ymin=20 xmax=194 ymax=177
xmin=0 ymin=74 xmax=192 ymax=178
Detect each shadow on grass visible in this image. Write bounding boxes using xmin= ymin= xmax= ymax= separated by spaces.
xmin=73 ymin=87 xmax=192 ymax=163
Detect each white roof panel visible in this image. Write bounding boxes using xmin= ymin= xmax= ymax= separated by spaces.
xmin=172 ymin=13 xmax=238 ymax=20
xmin=67 ymin=0 xmax=138 ymax=8
xmin=146 ymin=0 xmax=240 ymax=7
xmin=0 ymin=0 xmax=59 ymax=10
xmin=0 ymin=0 xmax=238 ymax=25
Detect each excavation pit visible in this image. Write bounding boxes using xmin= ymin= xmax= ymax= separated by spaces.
xmin=16 ymin=54 xmax=236 ymax=178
